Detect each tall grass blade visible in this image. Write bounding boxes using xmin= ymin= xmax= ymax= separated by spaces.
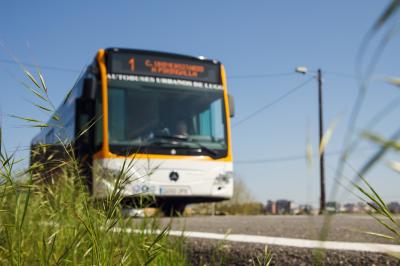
xmin=372 ymin=0 xmax=400 ymax=31
xmin=39 ymin=72 xmax=48 ymax=93
xmin=387 ymin=161 xmax=400 ymax=173
xmin=10 ymin=115 xmax=42 ymax=124
xmin=365 ymin=231 xmax=396 ymax=241
xmin=33 ymin=103 xmax=52 ymax=113
xmin=23 ymin=84 xmax=47 ymax=102
xmin=357 ymin=128 xmax=400 ymax=178
xmin=319 ymin=120 xmax=337 ymax=155
xmin=24 ymin=69 xmax=40 ymax=89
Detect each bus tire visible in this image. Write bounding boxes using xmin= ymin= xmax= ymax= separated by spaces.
xmin=161 ymin=203 xmax=186 ymax=217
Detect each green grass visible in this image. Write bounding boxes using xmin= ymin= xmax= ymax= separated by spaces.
xmin=0 ymin=149 xmax=187 ymax=265
xmin=0 ymin=67 xmax=187 ymax=265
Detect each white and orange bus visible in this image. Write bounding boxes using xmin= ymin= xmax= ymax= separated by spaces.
xmin=31 ymin=48 xmax=235 ymax=215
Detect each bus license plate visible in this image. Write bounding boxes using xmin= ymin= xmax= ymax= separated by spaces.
xmin=160 ymin=186 xmax=189 ymax=195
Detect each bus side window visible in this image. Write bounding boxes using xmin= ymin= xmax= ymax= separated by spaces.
xmin=94 ymin=86 xmax=103 ymax=150
xmin=192 ymin=98 xmax=224 ymax=140
xmin=108 ymin=88 xmax=125 ymax=141
xmin=199 ymin=109 xmax=212 ymax=136
xmin=211 ymin=99 xmax=224 ymax=139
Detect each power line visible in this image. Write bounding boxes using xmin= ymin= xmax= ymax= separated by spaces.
xmin=324 ymin=71 xmax=359 ymax=79
xmin=0 ymin=59 xmax=296 ymax=78
xmin=229 ymin=72 xmax=296 ymax=79
xmin=235 ymin=154 xmax=310 ymax=164
xmin=235 ymin=148 xmax=372 ymax=165
xmin=229 ymin=71 xmax=359 ymax=80
xmin=232 ymin=77 xmax=314 ymax=128
xmin=0 ymin=59 xmax=300 ymax=78
xmin=0 ymin=59 xmax=81 ymax=73
xmin=0 ymin=59 xmax=359 ymax=80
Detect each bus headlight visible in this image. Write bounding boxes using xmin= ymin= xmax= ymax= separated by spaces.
xmin=214 ymin=171 xmax=233 ymax=185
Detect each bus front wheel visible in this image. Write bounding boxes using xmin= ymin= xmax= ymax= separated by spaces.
xmin=161 ymin=203 xmax=186 ymax=217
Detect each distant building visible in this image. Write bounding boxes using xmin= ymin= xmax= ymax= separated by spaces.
xmin=290 ymin=202 xmax=299 ymax=214
xmin=388 ymin=202 xmax=400 ymax=213
xmin=276 ymin=199 xmax=292 ymax=214
xmin=343 ymin=203 xmax=356 ymax=213
xmin=325 ymin=201 xmax=340 ymax=213
xmin=298 ymin=204 xmax=313 ymax=215
xmin=265 ymin=200 xmax=277 ymax=214
xmin=265 ymin=200 xmax=293 ymax=214
xmin=265 ymin=200 xmax=317 ymax=215
xmin=356 ymin=202 xmax=367 ymax=213
xmin=345 ymin=202 xmax=371 ymax=213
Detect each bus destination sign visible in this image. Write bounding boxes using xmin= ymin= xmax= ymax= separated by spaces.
xmin=108 ymin=52 xmax=221 ymax=84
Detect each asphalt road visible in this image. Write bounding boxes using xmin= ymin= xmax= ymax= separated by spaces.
xmin=128 ymin=214 xmax=400 ymax=264
xmin=183 ymin=240 xmax=399 ymax=265
xmin=158 ymin=214 xmax=399 ymax=244
xmin=153 ymin=214 xmax=400 ymax=265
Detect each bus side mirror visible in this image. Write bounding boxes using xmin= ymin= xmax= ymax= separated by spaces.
xmin=228 ymin=94 xmax=235 ymax=118
xmin=82 ymin=77 xmax=97 ymax=100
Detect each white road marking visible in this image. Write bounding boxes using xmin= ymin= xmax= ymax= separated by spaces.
xmin=115 ymin=227 xmax=400 ymax=254
xmin=43 ymin=221 xmax=400 ymax=254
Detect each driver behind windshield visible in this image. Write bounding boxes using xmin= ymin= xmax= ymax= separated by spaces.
xmin=174 ymin=119 xmax=189 ymax=137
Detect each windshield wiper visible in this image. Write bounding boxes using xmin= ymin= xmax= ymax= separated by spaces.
xmin=147 ymin=135 xmax=220 ymax=158
xmin=152 ymin=134 xmax=189 ymax=141
xmin=189 ymin=139 xmax=219 ymax=158
xmin=144 ymin=135 xmax=181 ymax=146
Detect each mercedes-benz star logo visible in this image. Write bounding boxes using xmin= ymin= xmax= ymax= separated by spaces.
xmin=169 ymin=171 xmax=179 ymax=182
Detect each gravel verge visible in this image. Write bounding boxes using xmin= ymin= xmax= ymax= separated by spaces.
xmin=183 ymin=239 xmax=400 ymax=265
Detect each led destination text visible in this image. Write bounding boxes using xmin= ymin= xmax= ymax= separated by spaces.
xmin=107 ymin=73 xmax=223 ymax=90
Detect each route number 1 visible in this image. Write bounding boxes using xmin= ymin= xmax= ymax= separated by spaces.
xmin=128 ymin=57 xmax=135 ymax=72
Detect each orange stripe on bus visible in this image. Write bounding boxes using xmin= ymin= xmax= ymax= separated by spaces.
xmin=96 ymin=50 xmax=110 ymax=156
xmin=93 ymin=152 xmax=232 ymax=162
xmin=220 ymin=64 xmax=233 ymax=161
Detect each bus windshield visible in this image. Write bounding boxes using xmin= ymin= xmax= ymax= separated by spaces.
xmin=107 ymin=80 xmax=227 ymax=158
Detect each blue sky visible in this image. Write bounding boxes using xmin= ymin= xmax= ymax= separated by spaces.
xmin=1 ymin=1 xmax=400 ymax=206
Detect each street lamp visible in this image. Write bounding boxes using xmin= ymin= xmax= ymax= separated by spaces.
xmin=295 ymin=66 xmax=308 ymax=75
xmin=295 ymin=67 xmax=326 ymax=214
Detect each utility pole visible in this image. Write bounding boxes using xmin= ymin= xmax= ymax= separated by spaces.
xmin=317 ymin=69 xmax=326 ymax=214
xmin=295 ymin=67 xmax=327 ymax=214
